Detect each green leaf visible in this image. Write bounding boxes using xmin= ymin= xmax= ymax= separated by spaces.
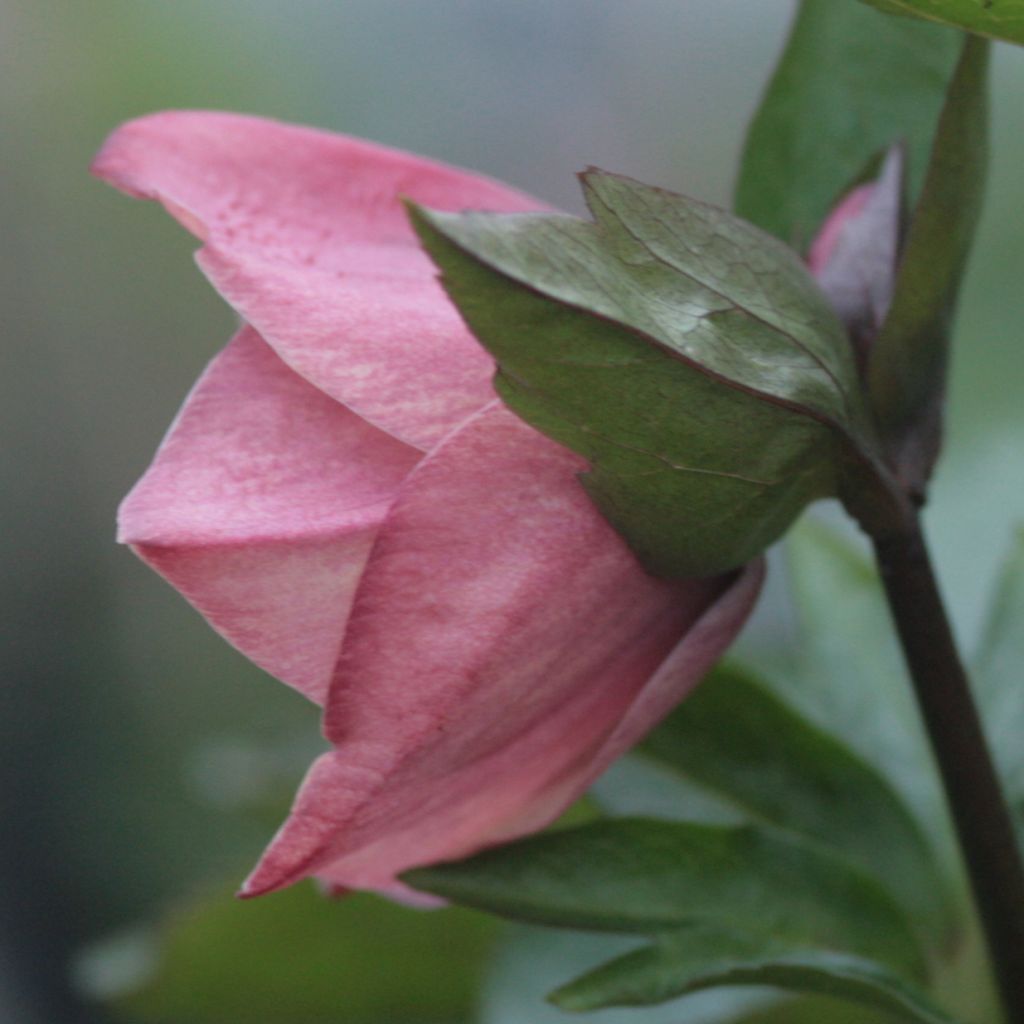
xmin=975 ymin=528 xmax=1024 ymax=814
xmin=409 ymin=174 xmax=877 ymax=576
xmin=867 ymin=36 xmax=989 ymax=491
xmin=591 ymin=753 xmax=747 ymax=827
xmin=551 ymin=929 xmax=957 ymax=1024
xmin=638 ymin=661 xmax=946 ymax=935
xmin=735 ymin=0 xmax=961 ymax=251
xmin=481 ymin=925 xmax=772 ymax=1024
xmin=77 ymin=882 xmax=497 ymax=1024
xmin=861 ymin=0 xmax=1024 ymax=46
xmin=736 ymin=993 xmax=910 ymax=1024
xmin=405 ymin=819 xmax=926 ymax=982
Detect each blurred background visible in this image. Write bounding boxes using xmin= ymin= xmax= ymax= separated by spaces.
xmin=2 ymin=2 xmax=1022 ymax=1022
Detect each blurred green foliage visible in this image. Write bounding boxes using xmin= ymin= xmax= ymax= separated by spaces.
xmin=81 ymin=888 xmax=496 ymax=1024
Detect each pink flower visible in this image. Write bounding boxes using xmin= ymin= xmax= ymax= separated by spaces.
xmin=93 ymin=112 xmax=763 ymax=898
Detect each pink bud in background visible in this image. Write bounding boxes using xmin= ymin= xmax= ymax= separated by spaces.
xmin=808 ymin=184 xmax=875 ymax=276
xmin=809 ymin=146 xmax=904 ymax=364
xmin=93 ymin=113 xmax=762 ymax=898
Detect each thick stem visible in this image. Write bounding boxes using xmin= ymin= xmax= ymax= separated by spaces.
xmin=873 ymin=519 xmax=1024 ymax=1023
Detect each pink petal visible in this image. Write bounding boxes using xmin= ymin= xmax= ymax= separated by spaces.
xmin=92 ymin=111 xmax=549 ymax=449
xmin=241 ymin=404 xmax=761 ymax=896
xmin=121 ymin=327 xmax=418 ymax=704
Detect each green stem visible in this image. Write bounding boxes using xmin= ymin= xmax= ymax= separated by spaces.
xmin=873 ymin=519 xmax=1024 ymax=1023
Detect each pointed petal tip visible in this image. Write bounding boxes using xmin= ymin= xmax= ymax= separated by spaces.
xmin=236 ymin=851 xmax=277 ymax=898
xmin=236 ymin=877 xmax=270 ymax=900
xmin=237 ymin=835 xmax=319 ymax=898
xmin=235 ymin=868 xmax=305 ymax=900
xmin=236 ymin=857 xmax=303 ymax=900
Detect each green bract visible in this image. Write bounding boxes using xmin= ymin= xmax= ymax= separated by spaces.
xmin=410 ymin=174 xmax=881 ymax=578
xmin=867 ymin=36 xmax=989 ymax=492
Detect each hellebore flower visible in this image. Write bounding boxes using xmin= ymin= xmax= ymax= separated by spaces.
xmin=93 ymin=112 xmax=763 ymax=898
